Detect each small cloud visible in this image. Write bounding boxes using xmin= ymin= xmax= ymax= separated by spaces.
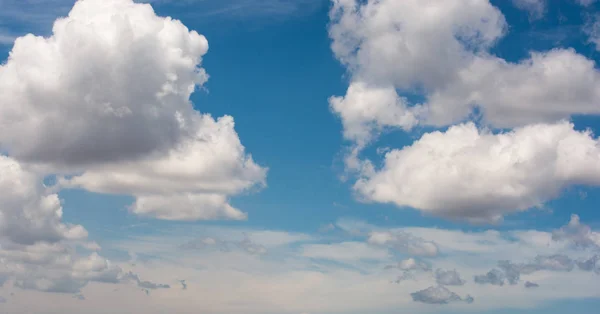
xmin=179 ymin=280 xmax=187 ymax=290
xmin=476 ymin=255 xmax=577 ymax=286
xmin=411 ymin=286 xmax=474 ymax=305
xmin=474 ymin=269 xmax=506 ymax=286
xmin=525 ymin=281 xmax=539 ymax=288
xmin=435 ymin=269 xmax=466 ymax=286
xmin=122 ymin=272 xmax=170 ymax=290
xmin=552 ymin=214 xmax=600 ymax=249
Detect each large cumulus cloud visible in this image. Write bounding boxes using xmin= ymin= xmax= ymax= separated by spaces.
xmin=328 ymin=0 xmax=600 ymax=223
xmin=0 ymin=0 xmax=266 ymax=221
xmin=354 ymin=122 xmax=600 ymax=223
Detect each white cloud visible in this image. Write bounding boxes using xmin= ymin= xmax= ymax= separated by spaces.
xmin=511 ymin=0 xmax=546 ymax=19
xmin=3 ymin=217 xmax=600 ymax=313
xmin=410 ymin=285 xmax=474 ymax=304
xmin=0 ymin=156 xmax=86 ymax=245
xmin=329 ymin=81 xmax=420 ymax=147
xmin=354 ymin=121 xmax=600 ymax=223
xmin=0 ymin=0 xmax=207 ymax=168
xmin=0 ymin=157 xmax=166 ymax=295
xmin=552 ymin=214 xmax=600 ymax=249
xmin=368 ymin=231 xmax=439 ymax=256
xmin=328 ymin=1 xmax=600 ymax=216
xmin=329 ymin=0 xmax=600 ymax=135
xmin=0 ymin=0 xmax=266 ymax=221
xmin=435 ymin=269 xmax=466 ymax=286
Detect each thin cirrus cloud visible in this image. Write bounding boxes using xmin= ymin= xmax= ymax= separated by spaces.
xmin=328 ymin=0 xmax=600 ymax=223
xmin=511 ymin=0 xmax=546 ymax=19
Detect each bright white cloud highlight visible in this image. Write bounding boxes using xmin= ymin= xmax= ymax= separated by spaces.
xmin=0 ymin=156 xmax=86 ymax=245
xmin=0 ymin=0 xmax=266 ymax=221
xmin=355 ymin=121 xmax=600 ymax=223
xmin=329 ymin=0 xmax=600 ymax=136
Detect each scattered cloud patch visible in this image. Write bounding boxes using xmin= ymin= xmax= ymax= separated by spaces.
xmin=552 ymin=214 xmax=600 ymax=249
xmin=435 ymin=269 xmax=466 ymax=286
xmin=368 ymin=231 xmax=439 ymax=256
xmin=122 ymin=271 xmax=170 ymax=290
xmin=328 ymin=0 xmax=600 ymax=224
xmin=525 ymin=281 xmax=539 ymax=288
xmin=411 ymin=286 xmax=474 ymax=305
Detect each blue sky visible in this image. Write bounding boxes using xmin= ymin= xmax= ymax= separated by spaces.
xmin=1 ymin=0 xmax=600 ymax=313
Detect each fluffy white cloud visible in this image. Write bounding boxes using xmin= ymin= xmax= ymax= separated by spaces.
xmin=0 ymin=0 xmax=266 ymax=221
xmin=329 ymin=0 xmax=600 ymax=136
xmin=424 ymin=49 xmax=600 ymax=128
xmin=329 ymin=0 xmax=600 ymax=223
xmin=0 ymin=156 xmax=86 ymax=245
xmin=0 ymin=0 xmax=208 ymax=168
xmin=0 ymin=157 xmax=166 ymax=295
xmin=329 ymin=81 xmax=420 ymax=147
xmin=354 ymin=122 xmax=600 ymax=223
xmin=59 ymin=115 xmax=265 ymax=221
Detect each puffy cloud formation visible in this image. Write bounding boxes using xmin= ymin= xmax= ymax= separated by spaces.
xmin=475 ymin=255 xmax=578 ymax=286
xmin=0 ymin=0 xmax=208 ymax=167
xmin=552 ymin=214 xmax=600 ymax=249
xmin=474 ymin=268 xmax=506 ymax=286
xmin=0 ymin=0 xmax=266 ymax=221
xmin=0 ymin=156 xmax=87 ymax=245
xmin=435 ymin=269 xmax=465 ymax=286
xmin=410 ymin=286 xmax=474 ymax=305
xmin=0 ymin=157 xmax=167 ymax=294
xmin=329 ymin=0 xmax=600 ymax=138
xmin=329 ymin=0 xmax=600 ymax=223
xmin=329 ymin=81 xmax=420 ymax=147
xmin=368 ymin=231 xmax=439 ymax=256
xmin=59 ymin=115 xmax=265 ymax=221
xmin=354 ymin=122 xmax=600 ymax=223
xmin=0 ymin=0 xmax=242 ymax=298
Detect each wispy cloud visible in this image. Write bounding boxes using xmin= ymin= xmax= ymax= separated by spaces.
xmin=143 ymin=0 xmax=325 ymax=24
xmin=0 ymin=0 xmax=325 ymax=47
